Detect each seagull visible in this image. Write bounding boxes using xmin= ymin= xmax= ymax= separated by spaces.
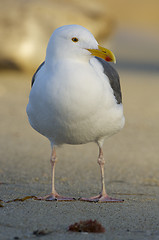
xmin=26 ymin=24 xmax=125 ymax=202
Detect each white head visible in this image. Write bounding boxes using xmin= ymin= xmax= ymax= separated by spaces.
xmin=45 ymin=24 xmax=116 ymax=64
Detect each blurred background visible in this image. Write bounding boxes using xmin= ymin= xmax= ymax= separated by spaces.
xmin=0 ymin=0 xmax=159 ymax=72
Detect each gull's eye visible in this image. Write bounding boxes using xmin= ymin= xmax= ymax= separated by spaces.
xmin=72 ymin=37 xmax=79 ymax=42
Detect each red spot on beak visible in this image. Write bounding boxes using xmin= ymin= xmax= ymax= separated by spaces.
xmin=105 ymin=56 xmax=112 ymax=62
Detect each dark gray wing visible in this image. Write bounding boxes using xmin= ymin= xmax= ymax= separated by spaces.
xmin=95 ymin=57 xmax=122 ymax=104
xmin=31 ymin=61 xmax=45 ymax=87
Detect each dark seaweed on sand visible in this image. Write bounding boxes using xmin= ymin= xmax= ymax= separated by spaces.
xmin=69 ymin=219 xmax=105 ymax=233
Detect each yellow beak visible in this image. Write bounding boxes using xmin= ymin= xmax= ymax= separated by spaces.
xmin=87 ymin=45 xmax=116 ymax=63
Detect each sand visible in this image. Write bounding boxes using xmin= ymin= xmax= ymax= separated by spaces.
xmin=0 ymin=67 xmax=159 ymax=240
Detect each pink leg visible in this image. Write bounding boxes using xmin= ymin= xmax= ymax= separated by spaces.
xmin=80 ymin=147 xmax=124 ymax=203
xmin=35 ymin=146 xmax=75 ymax=201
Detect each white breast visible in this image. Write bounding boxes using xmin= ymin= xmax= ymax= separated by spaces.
xmin=27 ymin=59 xmax=124 ymax=145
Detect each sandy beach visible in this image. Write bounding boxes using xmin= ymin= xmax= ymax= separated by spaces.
xmin=0 ymin=64 xmax=159 ymax=240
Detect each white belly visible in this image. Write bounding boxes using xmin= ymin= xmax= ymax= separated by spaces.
xmin=27 ymin=60 xmax=124 ymax=145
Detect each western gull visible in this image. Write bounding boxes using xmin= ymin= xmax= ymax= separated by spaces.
xmin=26 ymin=24 xmax=125 ymax=202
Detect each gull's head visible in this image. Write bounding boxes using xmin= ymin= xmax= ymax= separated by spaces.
xmin=46 ymin=24 xmax=116 ymax=64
